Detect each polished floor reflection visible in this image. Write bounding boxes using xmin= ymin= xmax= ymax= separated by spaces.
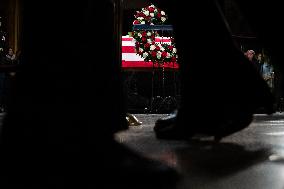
xmin=115 ymin=113 xmax=284 ymax=189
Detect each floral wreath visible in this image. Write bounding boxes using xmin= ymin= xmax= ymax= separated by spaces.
xmin=132 ymin=4 xmax=178 ymax=63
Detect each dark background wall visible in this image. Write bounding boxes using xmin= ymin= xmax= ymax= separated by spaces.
xmin=0 ymin=0 xmax=9 ymax=33
xmin=0 ymin=0 xmax=22 ymax=53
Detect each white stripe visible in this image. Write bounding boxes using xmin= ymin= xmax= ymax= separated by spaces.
xmin=122 ymin=37 xmax=172 ymax=45
xmin=122 ymin=41 xmax=172 ymax=46
xmin=122 ymin=41 xmax=135 ymax=46
xmin=156 ymin=42 xmax=172 ymax=45
xmin=122 ymin=36 xmax=130 ymax=38
xmin=122 ymin=53 xmax=144 ymax=61
xmin=122 ymin=36 xmax=172 ymax=40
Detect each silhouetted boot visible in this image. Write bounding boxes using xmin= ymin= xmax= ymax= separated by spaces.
xmin=154 ymin=76 xmax=273 ymax=141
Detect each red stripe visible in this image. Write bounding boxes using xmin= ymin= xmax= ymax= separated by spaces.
xmin=122 ymin=38 xmax=134 ymax=41
xmin=122 ymin=46 xmax=136 ymax=53
xmin=122 ymin=60 xmax=179 ymax=69
xmin=122 ymin=37 xmax=172 ymax=43
xmin=154 ymin=38 xmax=172 ymax=43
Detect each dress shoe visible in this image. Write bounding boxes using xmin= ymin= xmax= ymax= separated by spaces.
xmin=154 ymin=109 xmax=178 ymax=132
xmin=153 ymin=109 xmax=194 ymax=140
xmin=154 ymin=109 xmax=253 ymax=142
xmin=126 ymin=113 xmax=142 ymax=126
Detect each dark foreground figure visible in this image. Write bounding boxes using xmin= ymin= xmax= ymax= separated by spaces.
xmin=0 ymin=0 xmax=282 ymax=188
xmin=0 ymin=1 xmax=179 ymax=188
xmin=153 ymin=0 xmax=276 ymax=141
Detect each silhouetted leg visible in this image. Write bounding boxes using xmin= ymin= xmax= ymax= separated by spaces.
xmin=153 ymin=0 xmax=274 ymax=140
xmin=0 ymin=1 xmax=179 ymax=188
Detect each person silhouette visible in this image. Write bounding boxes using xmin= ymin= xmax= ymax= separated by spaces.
xmin=236 ymin=1 xmax=284 ymax=111
xmin=5 ymin=47 xmax=16 ymax=63
xmin=0 ymin=1 xmax=179 ymax=188
xmin=152 ymin=0 xmax=274 ymax=141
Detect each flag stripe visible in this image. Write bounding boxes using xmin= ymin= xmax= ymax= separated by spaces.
xmin=122 ymin=36 xmax=178 ymax=69
xmin=122 ymin=46 xmax=136 ymax=53
xmin=122 ymin=61 xmax=179 ymax=69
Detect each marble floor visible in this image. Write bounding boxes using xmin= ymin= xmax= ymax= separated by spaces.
xmin=115 ymin=113 xmax=284 ymax=189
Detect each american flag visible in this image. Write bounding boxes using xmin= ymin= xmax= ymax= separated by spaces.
xmin=121 ymin=36 xmax=179 ymax=70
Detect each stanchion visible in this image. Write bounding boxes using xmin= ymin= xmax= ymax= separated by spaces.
xmin=133 ymin=24 xmax=179 ymax=113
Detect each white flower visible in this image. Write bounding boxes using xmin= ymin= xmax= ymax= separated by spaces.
xmin=161 ymin=17 xmax=166 ymax=22
xmin=161 ymin=11 xmax=166 ymax=15
xmin=137 ymin=17 xmax=144 ymax=21
xmin=143 ymin=52 xmax=149 ymax=58
xmin=150 ymin=13 xmax=155 ymax=17
xmin=139 ymin=48 xmax=144 ymax=53
xmin=166 ymin=52 xmax=171 ymax=58
xmin=154 ymin=9 xmax=158 ymax=13
xmin=150 ymin=4 xmax=155 ymax=8
xmin=138 ymin=33 xmax=142 ymax=38
xmin=156 ymin=51 xmax=162 ymax=59
xmin=150 ymin=45 xmax=156 ymax=51
xmin=144 ymin=10 xmax=149 ymax=16
xmin=140 ymin=21 xmax=145 ymax=24
xmin=0 ymin=48 xmax=3 ymax=52
xmin=147 ymin=39 xmax=152 ymax=43
xmin=160 ymin=47 xmax=165 ymax=51
xmin=173 ymin=48 xmax=177 ymax=53
xmin=147 ymin=31 xmax=152 ymax=36
xmin=150 ymin=23 xmax=154 ymax=25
